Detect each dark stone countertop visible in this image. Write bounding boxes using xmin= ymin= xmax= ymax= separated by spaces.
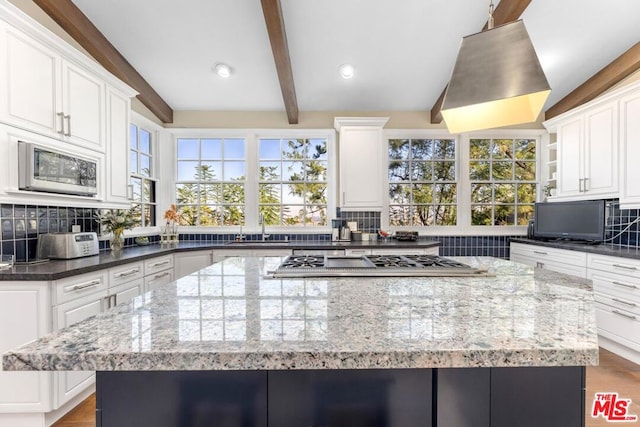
xmin=0 ymin=239 xmax=440 ymax=281
xmin=510 ymin=238 xmax=640 ymax=260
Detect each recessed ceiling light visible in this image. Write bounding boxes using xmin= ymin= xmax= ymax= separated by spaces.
xmin=215 ymin=63 xmax=232 ymax=78
xmin=338 ymin=63 xmax=355 ymax=79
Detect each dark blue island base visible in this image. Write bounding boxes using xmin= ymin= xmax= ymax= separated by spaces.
xmin=96 ymin=366 xmax=585 ymax=427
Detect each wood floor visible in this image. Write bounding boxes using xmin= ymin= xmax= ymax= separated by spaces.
xmin=53 ymin=348 xmax=640 ymax=427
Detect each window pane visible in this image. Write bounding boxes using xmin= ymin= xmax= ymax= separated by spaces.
xmin=470 ymin=139 xmax=490 ymax=159
xmin=259 ymin=139 xmax=281 ymax=159
xmin=517 ymin=183 xmax=537 ymax=203
xmin=515 ymin=139 xmax=536 ymax=160
xmin=471 ymin=205 xmax=492 ymax=226
xmin=177 ymin=205 xmax=198 ymax=226
xmin=389 ymin=184 xmax=411 ymax=204
xmin=309 ymin=139 xmax=327 ymax=160
xmin=130 ymin=151 xmax=138 ymax=175
xmin=470 ymin=161 xmax=490 ymax=180
xmin=201 ymin=184 xmax=220 ymax=204
xmin=177 ymin=139 xmax=199 ymax=159
xmin=130 ymin=177 xmax=142 ymax=202
xmin=222 ymin=183 xmax=244 ymax=204
xmin=434 ymin=206 xmax=456 ymax=226
xmin=260 ymin=184 xmax=282 ymax=204
xmin=494 ymin=184 xmax=515 ymax=203
xmin=260 ymin=162 xmax=281 ymax=180
xmin=224 ymin=162 xmax=245 ymax=181
xmin=412 ymin=184 xmax=433 ymax=204
xmin=411 ymin=162 xmax=432 ymax=181
xmin=492 ymin=139 xmax=513 ymax=159
xmin=200 ymin=206 xmax=221 ymax=226
xmin=517 ymin=205 xmax=534 ymax=225
xmin=259 ymin=205 xmax=281 ymax=225
xmin=495 ymin=205 xmax=515 ymax=225
xmin=142 ymin=179 xmax=154 ymax=203
xmin=177 ymin=161 xmax=200 ymax=181
xmin=411 ymin=139 xmax=432 ymax=160
xmin=199 ymin=162 xmax=222 ymax=180
xmin=177 ymin=183 xmax=199 ymax=205
xmin=515 ymin=161 xmax=536 ymax=181
xmin=140 ymin=154 xmax=150 ymax=177
xmin=306 ymin=205 xmax=327 ymax=226
xmin=282 ymin=139 xmax=305 ymax=159
xmin=140 ymin=130 xmax=151 ymax=154
xmin=434 ymin=161 xmax=455 ymax=181
xmin=308 ymin=161 xmax=327 ymax=181
xmin=304 ymin=183 xmax=327 ymax=204
xmin=201 ymin=139 xmax=222 ymax=159
xmin=222 ymin=206 xmax=244 ymax=226
xmin=282 ymin=189 xmax=304 ymax=205
xmin=492 ymin=161 xmax=513 ymax=180
xmin=389 ymin=205 xmax=411 ymax=226
xmin=389 ymin=139 xmax=410 ymax=160
xmin=434 ymin=183 xmax=456 ymax=203
xmin=389 ymin=161 xmax=410 ymax=181
xmin=130 ymin=125 xmax=138 ymax=150
xmin=282 ymin=162 xmax=304 ymax=181
xmin=225 ymin=139 xmax=245 ymax=159
xmin=283 ymin=205 xmax=304 ymax=225
xmin=413 ymin=205 xmax=431 ymax=226
xmin=434 ymin=139 xmax=455 ymax=159
xmin=471 ymin=183 xmax=492 ymax=204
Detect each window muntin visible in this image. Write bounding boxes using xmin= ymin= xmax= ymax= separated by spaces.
xmin=176 ymin=138 xmax=246 ymax=226
xmin=388 ymin=138 xmax=457 ymax=226
xmin=258 ymin=138 xmax=328 ymax=227
xmin=469 ymin=138 xmax=536 ymax=226
xmin=130 ymin=124 xmax=155 ymax=226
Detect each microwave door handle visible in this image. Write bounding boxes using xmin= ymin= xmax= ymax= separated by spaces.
xmin=64 ymin=115 xmax=71 ymax=137
xmin=57 ymin=112 xmax=65 ymax=135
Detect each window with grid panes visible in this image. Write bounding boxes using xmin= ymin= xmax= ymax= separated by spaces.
xmin=469 ymin=138 xmax=536 ymax=226
xmin=176 ymin=138 xmax=245 ymax=226
xmin=258 ymin=138 xmax=328 ymax=226
xmin=129 ymin=124 xmax=156 ymax=226
xmin=388 ymin=138 xmax=457 ymax=226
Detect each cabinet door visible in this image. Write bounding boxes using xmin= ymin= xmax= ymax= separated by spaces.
xmin=61 ymin=61 xmax=105 ymax=151
xmin=583 ymin=102 xmax=618 ymax=196
xmin=619 ymin=91 xmax=640 ymax=207
xmin=110 ymin=279 xmax=143 ymax=307
xmin=54 ymin=291 xmax=106 ymax=409
xmin=556 ymin=118 xmax=583 ymax=197
xmin=339 ymin=127 xmax=384 ymax=208
xmin=144 ymin=269 xmax=174 ymax=292
xmin=0 ymin=23 xmax=60 ymax=136
xmin=174 ymin=251 xmax=212 ymax=278
xmin=105 ymin=88 xmax=132 ymax=204
xmin=0 ymin=283 xmax=52 ymax=412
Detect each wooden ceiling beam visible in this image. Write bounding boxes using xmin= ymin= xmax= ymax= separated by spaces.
xmin=260 ymin=0 xmax=299 ymax=125
xmin=430 ymin=0 xmax=532 ymax=124
xmin=545 ymin=42 xmax=640 ymax=120
xmin=32 ymin=0 xmax=174 ymax=123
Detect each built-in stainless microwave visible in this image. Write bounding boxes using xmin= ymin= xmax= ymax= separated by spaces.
xmin=18 ymin=142 xmax=98 ymax=196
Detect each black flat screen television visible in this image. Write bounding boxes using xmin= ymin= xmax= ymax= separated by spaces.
xmin=533 ymin=200 xmax=605 ymax=243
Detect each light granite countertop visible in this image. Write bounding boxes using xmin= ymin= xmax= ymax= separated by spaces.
xmin=2 ymin=256 xmax=599 ymax=371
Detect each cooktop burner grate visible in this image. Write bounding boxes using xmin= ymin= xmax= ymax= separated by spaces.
xmin=279 ymin=255 xmax=325 ymax=269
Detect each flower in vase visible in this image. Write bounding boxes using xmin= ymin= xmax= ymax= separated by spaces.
xmin=95 ymin=207 xmax=140 ymax=251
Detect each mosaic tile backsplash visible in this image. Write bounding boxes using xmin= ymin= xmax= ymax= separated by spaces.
xmin=605 ymin=199 xmax=640 ymax=247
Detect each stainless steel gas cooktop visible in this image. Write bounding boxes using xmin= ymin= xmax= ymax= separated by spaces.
xmin=269 ymin=254 xmax=491 ymax=278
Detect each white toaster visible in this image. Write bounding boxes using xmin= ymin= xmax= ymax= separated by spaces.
xmin=37 ymin=232 xmax=100 ymax=259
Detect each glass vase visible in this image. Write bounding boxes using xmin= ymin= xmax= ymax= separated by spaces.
xmin=111 ymin=228 xmax=125 ymax=252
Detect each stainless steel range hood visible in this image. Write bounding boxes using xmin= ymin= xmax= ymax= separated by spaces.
xmin=268 ymin=255 xmax=492 ymax=278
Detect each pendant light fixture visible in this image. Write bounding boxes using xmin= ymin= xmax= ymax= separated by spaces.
xmin=440 ymin=0 xmax=551 ymax=134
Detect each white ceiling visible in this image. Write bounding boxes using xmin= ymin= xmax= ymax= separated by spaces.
xmin=71 ymin=0 xmax=640 ymax=114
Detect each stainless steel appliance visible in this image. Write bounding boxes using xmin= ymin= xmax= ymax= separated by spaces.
xmin=268 ymin=254 xmax=490 ymax=278
xmin=331 ymin=219 xmax=350 ymax=242
xmin=19 ymin=142 xmax=98 ymax=196
xmin=37 ymin=232 xmax=99 ymax=259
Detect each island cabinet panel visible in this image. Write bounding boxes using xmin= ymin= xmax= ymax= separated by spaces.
xmin=96 ymin=371 xmax=267 ymax=427
xmin=436 ymin=368 xmax=490 ymax=427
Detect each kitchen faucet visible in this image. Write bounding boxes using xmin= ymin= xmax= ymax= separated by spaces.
xmin=259 ymin=213 xmax=271 ymax=241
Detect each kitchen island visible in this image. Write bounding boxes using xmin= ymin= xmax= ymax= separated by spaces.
xmin=3 ymin=256 xmax=599 ymax=427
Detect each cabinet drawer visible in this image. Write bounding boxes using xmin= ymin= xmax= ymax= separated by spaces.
xmin=144 ymin=254 xmax=174 ymax=275
xmin=587 ymin=254 xmax=640 ymax=279
xmin=144 ymin=269 xmax=174 ymax=292
xmin=588 ymin=269 xmax=640 ymax=302
xmin=345 ymin=248 xmax=371 ymax=256
xmin=595 ymin=303 xmax=640 ymax=350
xmin=510 ymin=243 xmax=587 ymax=266
xmin=109 ymin=279 xmax=142 ymax=307
xmin=595 ymin=291 xmax=640 ymax=316
xmin=109 ymin=261 xmax=144 ymax=286
xmin=54 ymin=270 xmax=108 ymax=305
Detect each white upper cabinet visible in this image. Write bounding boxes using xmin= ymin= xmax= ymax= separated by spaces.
xmin=545 ymin=99 xmax=619 ymax=200
xmin=335 ymin=117 xmax=389 ymax=209
xmin=105 ymin=87 xmax=132 ymax=205
xmin=619 ymin=86 xmax=640 ymax=208
xmin=0 ymin=23 xmax=106 ymax=151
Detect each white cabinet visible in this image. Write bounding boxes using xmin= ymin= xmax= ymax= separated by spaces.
xmin=546 ymin=102 xmax=618 ymax=200
xmin=335 ymin=117 xmax=389 ymax=209
xmin=587 ymin=253 xmax=640 ymax=364
xmin=105 ymin=87 xmax=133 ymax=206
xmin=0 ymin=282 xmax=51 ymax=413
xmin=509 ymin=242 xmax=587 ymax=278
xmin=619 ymin=89 xmax=640 ymax=208
xmin=175 ymin=251 xmax=213 ymax=279
xmin=144 ymin=255 xmax=175 ymax=291
xmin=0 ymin=22 xmax=106 ymax=151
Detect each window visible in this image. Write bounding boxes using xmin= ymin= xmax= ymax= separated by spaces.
xmin=258 ymin=138 xmax=328 ymax=226
xmin=130 ymin=124 xmax=156 ymax=226
xmin=469 ymin=138 xmax=536 ymax=226
xmin=176 ymin=138 xmax=245 ymax=226
xmin=388 ymin=138 xmax=456 ymax=226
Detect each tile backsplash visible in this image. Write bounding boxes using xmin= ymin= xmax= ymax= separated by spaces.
xmin=1 ymin=204 xmax=99 ymax=262
xmin=605 ymin=200 xmax=640 ymax=248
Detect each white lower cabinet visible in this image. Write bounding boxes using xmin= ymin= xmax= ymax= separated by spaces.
xmin=509 ymin=242 xmax=587 ymax=278
xmin=174 ymin=251 xmax=212 ymax=279
xmin=143 ymin=255 xmax=175 ymax=291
